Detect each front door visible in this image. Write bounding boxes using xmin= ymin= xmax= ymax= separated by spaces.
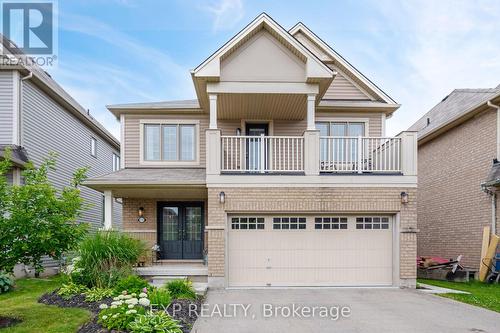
xmin=245 ymin=123 xmax=269 ymax=171
xmin=158 ymin=202 xmax=204 ymax=259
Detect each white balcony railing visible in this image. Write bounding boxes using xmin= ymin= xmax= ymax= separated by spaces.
xmin=320 ymin=137 xmax=402 ymax=173
xmin=221 ymin=135 xmax=304 ymax=173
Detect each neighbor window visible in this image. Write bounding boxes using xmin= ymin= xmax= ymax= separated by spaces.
xmin=273 ymin=217 xmax=306 ymax=230
xmin=315 ymin=217 xmax=348 ymax=230
xmin=356 ymin=217 xmax=390 ymax=230
xmin=231 ymin=217 xmax=265 ymax=230
xmin=144 ymin=123 xmax=196 ymax=161
xmin=112 ymin=153 xmax=120 ymax=171
xmin=91 ymin=137 xmax=97 ymax=157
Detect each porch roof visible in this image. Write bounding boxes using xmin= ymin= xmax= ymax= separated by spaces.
xmin=84 ymin=168 xmax=206 ymax=191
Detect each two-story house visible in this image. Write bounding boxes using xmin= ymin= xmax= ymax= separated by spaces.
xmin=409 ymin=86 xmax=500 ymax=270
xmin=85 ymin=14 xmax=418 ymax=289
xmin=0 ymin=35 xmax=122 ymax=234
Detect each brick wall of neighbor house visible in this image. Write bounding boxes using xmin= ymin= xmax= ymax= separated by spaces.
xmin=417 ymin=109 xmax=497 ymax=269
xmin=122 ymin=198 xmax=208 ymax=265
xmin=207 ymin=187 xmax=417 ymax=287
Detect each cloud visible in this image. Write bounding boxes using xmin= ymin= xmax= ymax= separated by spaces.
xmin=371 ymin=0 xmax=500 ymax=135
xmin=200 ymin=0 xmax=244 ymax=32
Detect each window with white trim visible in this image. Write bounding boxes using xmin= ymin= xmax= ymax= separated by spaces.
xmin=112 ymin=153 xmax=120 ymax=171
xmin=356 ymin=217 xmax=390 ymax=230
xmin=144 ymin=124 xmax=196 ymax=161
xmin=231 ymin=217 xmax=265 ymax=230
xmin=315 ymin=217 xmax=348 ymax=230
xmin=90 ymin=137 xmax=97 ymax=157
xmin=273 ymin=217 xmax=306 ymax=230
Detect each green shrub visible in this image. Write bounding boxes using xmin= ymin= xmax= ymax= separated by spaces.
xmin=148 ymin=288 xmax=172 ymax=308
xmin=85 ymin=287 xmax=114 ymax=302
xmin=76 ymin=231 xmax=146 ymax=288
xmin=114 ymin=275 xmax=150 ymax=296
xmin=57 ymin=282 xmax=88 ymax=299
xmin=165 ymin=279 xmax=196 ymax=300
xmin=0 ymin=274 xmax=14 ymax=294
xmin=128 ymin=311 xmax=182 ymax=333
xmin=98 ymin=294 xmax=149 ymax=330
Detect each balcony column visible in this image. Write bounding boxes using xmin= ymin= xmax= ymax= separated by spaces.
xmin=397 ymin=131 xmax=418 ymax=176
xmin=306 ymin=94 xmax=316 ymax=130
xmin=209 ymin=94 xmax=218 ymax=129
xmin=103 ymin=190 xmax=114 ymax=230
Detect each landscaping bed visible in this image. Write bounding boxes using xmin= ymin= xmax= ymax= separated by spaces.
xmin=38 ymin=288 xmax=203 ymax=333
xmin=0 ymin=316 xmax=22 ymax=329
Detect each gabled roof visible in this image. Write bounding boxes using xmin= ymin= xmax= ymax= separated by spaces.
xmin=191 ymin=13 xmax=335 ymax=109
xmin=409 ymin=87 xmax=500 ymax=143
xmin=289 ymin=22 xmax=397 ymax=105
xmin=193 ymin=13 xmax=333 ymax=80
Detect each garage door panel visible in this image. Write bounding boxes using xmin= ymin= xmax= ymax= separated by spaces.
xmin=228 ymin=215 xmax=393 ymax=287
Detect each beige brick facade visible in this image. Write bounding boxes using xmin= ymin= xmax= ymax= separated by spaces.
xmin=417 ymin=109 xmax=499 ymax=269
xmin=206 ymin=187 xmax=417 ymax=285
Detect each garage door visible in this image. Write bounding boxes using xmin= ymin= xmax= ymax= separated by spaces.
xmin=227 ymin=215 xmax=393 ymax=287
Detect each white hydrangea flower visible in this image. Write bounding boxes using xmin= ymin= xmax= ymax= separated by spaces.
xmin=111 ymin=301 xmax=123 ymax=306
xmin=128 ymin=304 xmax=135 ymax=309
xmin=110 ymin=305 xmax=117 ymax=309
xmin=118 ymin=295 xmax=126 ymax=300
xmin=102 ymin=315 xmax=108 ymax=320
xmin=123 ymin=295 xmax=132 ymax=300
xmin=126 ymin=310 xmax=137 ymax=315
xmin=131 ymin=293 xmax=137 ymax=297
xmin=112 ymin=314 xmax=118 ymax=318
xmin=125 ymin=298 xmax=138 ymax=305
xmin=113 ymin=297 xmax=120 ymax=301
xmin=99 ymin=304 xmax=108 ymax=309
xmin=138 ymin=298 xmax=150 ymax=307
xmin=139 ymin=293 xmax=147 ymax=298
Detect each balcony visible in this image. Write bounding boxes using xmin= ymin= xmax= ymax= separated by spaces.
xmin=206 ymin=130 xmax=417 ymax=178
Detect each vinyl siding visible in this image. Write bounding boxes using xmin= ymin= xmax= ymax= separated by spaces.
xmin=218 ymin=112 xmax=383 ymax=137
xmin=21 ymin=81 xmax=121 ymax=230
xmin=323 ymin=67 xmax=373 ymax=101
xmin=0 ymin=71 xmax=14 ymax=144
xmin=123 ymin=113 xmax=209 ymax=168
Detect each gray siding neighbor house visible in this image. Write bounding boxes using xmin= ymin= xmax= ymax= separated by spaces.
xmin=0 ymin=36 xmax=122 ymax=232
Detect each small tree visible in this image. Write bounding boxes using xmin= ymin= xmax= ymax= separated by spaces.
xmin=0 ymin=149 xmax=89 ymax=275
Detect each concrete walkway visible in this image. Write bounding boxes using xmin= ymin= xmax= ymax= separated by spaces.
xmin=191 ymin=288 xmax=499 ymax=333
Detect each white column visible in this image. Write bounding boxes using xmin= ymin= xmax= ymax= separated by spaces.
xmin=206 ymin=129 xmax=221 ymax=175
xmin=303 ymin=130 xmax=320 ymax=176
xmin=306 ymin=94 xmax=316 ymax=130
xmin=104 ymin=190 xmax=114 ymax=230
xmin=209 ymin=94 xmax=218 ymax=129
xmin=397 ymin=131 xmax=418 ymax=176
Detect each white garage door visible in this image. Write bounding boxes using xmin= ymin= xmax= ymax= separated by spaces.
xmin=227 ymin=215 xmax=394 ymax=287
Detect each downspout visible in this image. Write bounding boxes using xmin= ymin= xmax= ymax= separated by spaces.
xmin=486 ymin=100 xmax=500 ymax=235
xmin=19 ymin=71 xmax=33 ymax=147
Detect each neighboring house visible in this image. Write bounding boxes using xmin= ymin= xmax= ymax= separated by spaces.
xmin=0 ymin=35 xmax=122 ymax=232
xmin=85 ymin=14 xmax=418 ymax=288
xmin=409 ymin=86 xmax=500 ymax=269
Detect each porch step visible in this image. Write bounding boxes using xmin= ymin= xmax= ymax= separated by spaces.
xmin=135 ymin=265 xmax=208 ymax=277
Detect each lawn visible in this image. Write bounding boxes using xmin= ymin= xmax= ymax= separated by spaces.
xmin=418 ymin=279 xmax=500 ymax=312
xmin=0 ymin=277 xmax=91 ymax=333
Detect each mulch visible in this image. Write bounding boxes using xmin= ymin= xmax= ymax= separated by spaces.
xmin=38 ymin=289 xmax=203 ymax=333
xmin=0 ymin=316 xmax=22 ymax=329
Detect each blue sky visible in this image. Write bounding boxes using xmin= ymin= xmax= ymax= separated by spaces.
xmin=45 ymin=0 xmax=500 ymax=139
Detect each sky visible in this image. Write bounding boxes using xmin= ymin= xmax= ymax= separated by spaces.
xmin=41 ymin=0 xmax=500 ymax=139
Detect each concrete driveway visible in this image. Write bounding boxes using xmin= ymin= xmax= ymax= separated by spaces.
xmin=191 ymin=288 xmax=499 ymax=333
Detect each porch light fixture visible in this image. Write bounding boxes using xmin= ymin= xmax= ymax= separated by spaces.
xmin=400 ymin=192 xmax=409 ymax=204
xmin=236 ymin=128 xmax=241 ymax=136
xmin=138 ymin=207 xmax=146 ymax=223
xmin=219 ymin=191 xmax=226 ymax=204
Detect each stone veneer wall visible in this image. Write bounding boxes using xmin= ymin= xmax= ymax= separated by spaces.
xmin=206 ymin=187 xmax=417 ymax=287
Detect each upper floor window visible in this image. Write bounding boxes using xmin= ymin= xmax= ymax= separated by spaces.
xmin=317 ymin=121 xmax=366 ymax=162
xmin=317 ymin=121 xmax=365 ymax=137
xmin=143 ymin=123 xmax=197 ymax=162
xmin=112 ymin=153 xmax=120 ymax=171
xmin=91 ymin=137 xmax=97 ymax=157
